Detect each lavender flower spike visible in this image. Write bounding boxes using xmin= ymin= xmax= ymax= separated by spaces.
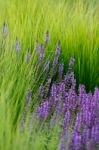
xmin=26 ymin=89 xmax=32 ymax=104
xmin=55 ymin=40 xmax=61 ymax=56
xmin=52 ymin=56 xmax=58 ymax=69
xmin=34 ymin=40 xmax=39 ymax=51
xmin=59 ymin=62 xmax=64 ymax=80
xmin=39 ymin=44 xmax=44 ymax=62
xmin=69 ymin=56 xmax=75 ymax=68
xmin=86 ymin=140 xmax=96 ymax=150
xmin=45 ymin=31 xmax=49 ymax=44
xmin=2 ymin=22 xmax=8 ymax=38
xmin=38 ymin=101 xmax=50 ymax=119
xmin=15 ymin=37 xmax=21 ymax=52
xmin=26 ymin=48 xmax=30 ymax=63
xmin=45 ymin=59 xmax=50 ymax=71
xmin=39 ymin=84 xmax=44 ymax=97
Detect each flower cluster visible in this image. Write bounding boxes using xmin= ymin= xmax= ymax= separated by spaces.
xmin=23 ymin=31 xmax=99 ymax=150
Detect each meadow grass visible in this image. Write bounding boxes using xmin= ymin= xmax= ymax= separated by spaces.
xmin=0 ymin=0 xmax=99 ymax=90
xmin=0 ymin=0 xmax=99 ymax=150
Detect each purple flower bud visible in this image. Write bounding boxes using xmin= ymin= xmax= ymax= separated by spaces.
xmin=69 ymin=56 xmax=75 ymax=68
xmin=55 ymin=41 xmax=61 ymax=56
xmin=59 ymin=134 xmax=66 ymax=150
xmin=93 ymin=87 xmax=99 ymax=104
xmin=51 ymin=84 xmax=57 ymax=98
xmin=72 ymin=132 xmax=82 ymax=150
xmin=25 ymin=48 xmax=30 ymax=63
xmin=15 ymin=37 xmax=21 ymax=52
xmin=47 ymin=78 xmax=51 ymax=84
xmin=45 ymin=59 xmax=50 ymax=71
xmin=34 ymin=40 xmax=39 ymax=51
xmin=45 ymin=31 xmax=49 ymax=44
xmin=63 ymin=110 xmax=71 ymax=129
xmin=26 ymin=89 xmax=32 ymax=104
xmin=59 ymin=62 xmax=64 ymax=80
xmin=53 ymin=56 xmax=58 ymax=68
xmin=38 ymin=100 xmax=50 ymax=119
xmin=78 ymin=84 xmax=86 ymax=105
xmin=91 ymin=125 xmax=99 ymax=143
xmin=39 ymin=44 xmax=44 ymax=62
xmin=82 ymin=127 xmax=91 ymax=144
xmin=39 ymin=84 xmax=44 ymax=97
xmin=84 ymin=110 xmax=95 ymax=128
xmin=58 ymin=82 xmax=65 ymax=95
xmin=74 ymin=112 xmax=82 ymax=133
xmin=2 ymin=22 xmax=8 ymax=37
xmin=86 ymin=139 xmax=96 ymax=150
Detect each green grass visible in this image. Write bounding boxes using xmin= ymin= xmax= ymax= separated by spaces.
xmin=0 ymin=0 xmax=99 ymax=90
xmin=0 ymin=0 xmax=99 ymax=149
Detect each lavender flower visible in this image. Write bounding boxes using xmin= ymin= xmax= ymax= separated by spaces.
xmin=72 ymin=132 xmax=82 ymax=150
xmin=82 ymin=127 xmax=91 ymax=144
xmin=2 ymin=22 xmax=8 ymax=37
xmin=86 ymin=139 xmax=96 ymax=150
xmin=25 ymin=48 xmax=30 ymax=63
xmin=63 ymin=110 xmax=71 ymax=129
xmin=59 ymin=62 xmax=64 ymax=80
xmin=55 ymin=41 xmax=61 ymax=57
xmin=26 ymin=89 xmax=32 ymax=104
xmin=39 ymin=84 xmax=44 ymax=97
xmin=51 ymin=84 xmax=57 ymax=99
xmin=34 ymin=40 xmax=39 ymax=51
xmin=91 ymin=125 xmax=99 ymax=143
xmin=47 ymin=78 xmax=52 ymax=84
xmin=15 ymin=37 xmax=21 ymax=52
xmin=45 ymin=59 xmax=50 ymax=71
xmin=69 ymin=56 xmax=75 ymax=69
xmin=58 ymin=82 xmax=65 ymax=96
xmin=74 ymin=112 xmax=82 ymax=133
xmin=78 ymin=84 xmax=86 ymax=105
xmin=45 ymin=31 xmax=49 ymax=44
xmin=38 ymin=100 xmax=50 ymax=119
xmin=52 ymin=56 xmax=58 ymax=68
xmin=39 ymin=44 xmax=44 ymax=62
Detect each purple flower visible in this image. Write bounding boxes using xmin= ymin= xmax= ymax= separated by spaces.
xmin=25 ymin=48 xmax=30 ymax=63
xmin=52 ymin=56 xmax=58 ymax=68
xmin=74 ymin=112 xmax=82 ymax=133
xmin=78 ymin=84 xmax=86 ymax=105
xmin=82 ymin=127 xmax=91 ymax=144
xmin=58 ymin=82 xmax=65 ymax=96
xmin=15 ymin=37 xmax=21 ymax=52
xmin=34 ymin=40 xmax=39 ymax=51
xmin=84 ymin=111 xmax=95 ymax=128
xmin=45 ymin=59 xmax=50 ymax=71
xmin=39 ymin=44 xmax=44 ymax=62
xmin=47 ymin=78 xmax=51 ymax=84
xmin=2 ymin=22 xmax=8 ymax=37
xmin=91 ymin=125 xmax=99 ymax=143
xmin=59 ymin=136 xmax=66 ymax=150
xmin=86 ymin=139 xmax=96 ymax=150
xmin=55 ymin=41 xmax=61 ymax=57
xmin=63 ymin=110 xmax=71 ymax=129
xmin=45 ymin=31 xmax=49 ymax=44
xmin=93 ymin=87 xmax=99 ymax=104
xmin=69 ymin=56 xmax=75 ymax=68
xmin=51 ymin=84 xmax=57 ymax=99
xmin=39 ymin=84 xmax=44 ymax=97
xmin=26 ymin=89 xmax=32 ymax=104
xmin=72 ymin=132 xmax=82 ymax=150
xmin=59 ymin=62 xmax=64 ymax=80
xmin=38 ymin=100 xmax=50 ymax=119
